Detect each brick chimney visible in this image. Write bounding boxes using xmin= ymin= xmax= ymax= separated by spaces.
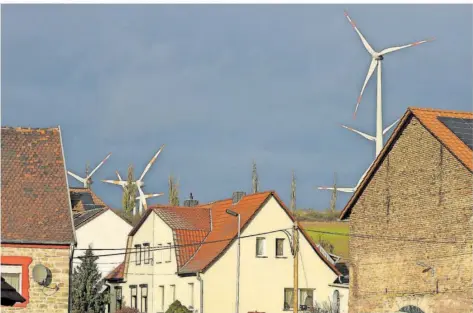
xmin=232 ymin=191 xmax=246 ymax=204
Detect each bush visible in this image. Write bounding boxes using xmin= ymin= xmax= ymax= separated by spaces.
xmin=116 ymin=307 xmax=139 ymax=313
xmin=166 ymin=300 xmax=192 ymax=313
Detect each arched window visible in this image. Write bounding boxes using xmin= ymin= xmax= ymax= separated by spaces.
xmin=399 ymin=305 xmax=425 ymax=313
xmin=332 ymin=290 xmax=340 ymax=313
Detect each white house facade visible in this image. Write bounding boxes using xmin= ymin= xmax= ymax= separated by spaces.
xmin=106 ymin=191 xmax=348 ymax=313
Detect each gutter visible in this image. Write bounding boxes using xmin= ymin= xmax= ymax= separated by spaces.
xmin=197 ymin=272 xmax=204 ymax=313
xmin=68 ymin=243 xmax=74 ymax=313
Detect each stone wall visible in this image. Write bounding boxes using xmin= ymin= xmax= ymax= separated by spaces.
xmin=348 ymin=116 xmax=473 ymax=313
xmin=2 ymin=245 xmax=71 ymax=313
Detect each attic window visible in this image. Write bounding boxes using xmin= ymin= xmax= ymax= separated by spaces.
xmin=256 ymin=237 xmax=266 ymax=257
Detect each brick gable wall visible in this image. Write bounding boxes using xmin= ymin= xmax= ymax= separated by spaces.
xmin=348 ymin=116 xmax=473 ymax=313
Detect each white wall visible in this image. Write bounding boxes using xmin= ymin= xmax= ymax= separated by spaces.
xmin=329 ymin=284 xmax=349 ymax=313
xmin=121 ymin=212 xmax=200 ymax=313
xmin=75 ymin=210 xmax=132 ymax=278
xmin=202 ymin=196 xmax=339 ymax=313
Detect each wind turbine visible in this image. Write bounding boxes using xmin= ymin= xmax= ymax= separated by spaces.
xmin=67 ymin=153 xmax=112 ymax=188
xmin=345 ymin=10 xmax=434 ymax=155
xmin=102 ymin=145 xmax=165 ymax=215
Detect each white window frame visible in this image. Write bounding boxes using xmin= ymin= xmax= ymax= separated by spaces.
xmin=276 ymin=238 xmax=285 ymax=257
xmin=156 ymin=244 xmax=163 ymax=264
xmin=170 ymin=284 xmax=176 ymax=302
xmin=166 ymin=243 xmax=172 ymax=262
xmin=158 ymin=285 xmax=165 ymax=312
xmin=256 ymin=237 xmax=266 ymax=257
xmin=188 ymin=283 xmax=194 ymax=308
xmin=1 ymin=265 xmax=22 ymax=294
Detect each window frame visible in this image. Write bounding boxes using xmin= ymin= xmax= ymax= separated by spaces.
xmin=283 ymin=288 xmax=316 ymax=311
xmin=170 ymin=284 xmax=176 ymax=302
xmin=165 ymin=242 xmax=172 ymax=262
xmin=299 ymin=288 xmax=315 ymax=310
xmin=143 ymin=243 xmax=150 ymax=264
xmin=158 ymin=285 xmax=165 ymax=312
xmin=114 ymin=286 xmax=123 ymax=310
xmin=130 ymin=285 xmax=137 ymax=309
xmin=276 ymin=238 xmax=285 ymax=258
xmin=156 ymin=244 xmax=163 ymax=263
xmin=255 ymin=237 xmax=267 ymax=257
xmin=135 ymin=244 xmax=141 ymax=265
xmin=140 ymin=284 xmax=148 ymax=313
xmin=283 ymin=288 xmax=294 ymax=310
xmin=1 ymin=256 xmax=32 ymax=308
xmin=188 ymin=282 xmax=195 ymax=308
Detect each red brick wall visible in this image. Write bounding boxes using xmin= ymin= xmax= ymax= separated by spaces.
xmin=348 ymin=116 xmax=473 ymax=313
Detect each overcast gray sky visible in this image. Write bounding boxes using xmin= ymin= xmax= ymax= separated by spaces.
xmin=2 ymin=5 xmax=472 ymax=211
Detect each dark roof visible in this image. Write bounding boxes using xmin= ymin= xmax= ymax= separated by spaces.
xmin=70 ymin=187 xmax=107 ymax=212
xmin=1 ymin=277 xmax=26 ymax=306
xmin=74 ymin=208 xmax=107 ymax=229
xmin=335 ymin=262 xmax=349 ymax=276
xmin=438 ymin=116 xmax=473 ymax=150
xmin=1 ymin=127 xmax=75 ymax=244
xmin=340 ymin=107 xmax=473 ymax=220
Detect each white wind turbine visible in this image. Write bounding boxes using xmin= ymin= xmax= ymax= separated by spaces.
xmin=67 ymin=153 xmax=112 ymax=188
xmin=345 ymin=10 xmax=434 ymax=156
xmin=102 ymin=145 xmax=165 ymax=215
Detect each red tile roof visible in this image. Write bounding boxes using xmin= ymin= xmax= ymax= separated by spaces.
xmin=340 ymin=107 xmax=473 ymax=220
xmin=105 ymin=262 xmax=125 ymax=281
xmin=1 ymin=127 xmax=75 ymax=245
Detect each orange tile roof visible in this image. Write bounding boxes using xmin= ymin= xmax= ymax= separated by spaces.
xmin=409 ymin=107 xmax=472 ymax=171
xmin=125 ymin=191 xmax=341 ymax=276
xmin=340 ymin=107 xmax=473 ymax=220
xmin=105 ymin=262 xmax=125 ymax=281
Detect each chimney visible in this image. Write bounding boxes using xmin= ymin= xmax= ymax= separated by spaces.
xmin=232 ymin=191 xmax=246 ymax=204
xmin=184 ymin=192 xmax=199 ymax=207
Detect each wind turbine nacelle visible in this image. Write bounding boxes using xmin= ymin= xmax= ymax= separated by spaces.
xmin=375 ymin=54 xmax=384 ymax=60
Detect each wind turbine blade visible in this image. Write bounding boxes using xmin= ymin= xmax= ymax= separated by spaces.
xmin=139 ymin=145 xmax=165 ymax=181
xmin=116 ymin=171 xmax=123 ymax=181
xmin=344 ymin=11 xmax=376 ymax=56
xmin=383 ymin=118 xmax=400 ymax=135
xmin=137 ymin=185 xmax=148 ymax=211
xmin=380 ymin=38 xmax=435 ymax=56
xmin=354 ymin=58 xmax=378 ymax=118
xmin=135 ymin=193 xmax=164 ymax=200
xmin=341 ymin=124 xmax=376 ymax=141
xmin=87 ymin=152 xmax=112 ymax=178
xmin=317 ymin=186 xmax=355 ymax=193
xmin=101 ymin=179 xmax=127 ymax=187
xmin=68 ymin=171 xmax=86 ymax=183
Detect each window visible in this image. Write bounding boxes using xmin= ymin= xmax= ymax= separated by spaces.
xmin=2 ymin=266 xmax=22 ymax=293
xmin=135 ymin=245 xmax=141 ymax=265
xmin=276 ymin=238 xmax=285 ymax=257
xmin=283 ymin=288 xmax=315 ymax=311
xmin=256 ymin=237 xmax=266 ymax=257
xmin=130 ymin=286 xmax=137 ymax=309
xmin=283 ymin=288 xmax=294 ymax=310
xmin=300 ymin=289 xmax=314 ymax=309
xmin=115 ymin=286 xmax=123 ymax=310
xmin=332 ymin=290 xmax=340 ymax=313
xmin=158 ymin=285 xmax=164 ymax=312
xmin=1 ymin=256 xmax=32 ymax=308
xmin=140 ymin=284 xmax=148 ymax=313
xmin=188 ymin=283 xmax=194 ymax=308
xmin=143 ymin=243 xmax=150 ymax=264
xmin=170 ymin=285 xmax=176 ymax=302
xmin=157 ymin=244 xmax=163 ymax=263
xmin=166 ymin=243 xmax=172 ymax=262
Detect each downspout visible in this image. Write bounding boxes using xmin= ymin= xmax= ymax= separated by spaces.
xmin=197 ymin=272 xmax=204 ymax=313
xmin=68 ymin=243 xmax=74 ymax=313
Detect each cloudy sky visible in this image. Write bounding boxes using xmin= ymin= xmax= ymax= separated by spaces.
xmin=2 ymin=5 xmax=472 ymax=211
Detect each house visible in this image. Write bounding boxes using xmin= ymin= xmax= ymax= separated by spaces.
xmin=70 ymin=187 xmax=133 ymax=279
xmin=1 ymin=126 xmax=76 ymax=313
xmin=106 ymin=191 xmax=348 ymax=313
xmin=339 ymin=108 xmax=473 ymax=313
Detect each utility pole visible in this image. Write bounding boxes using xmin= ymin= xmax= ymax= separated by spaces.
xmin=291 ymin=170 xmax=299 ymax=313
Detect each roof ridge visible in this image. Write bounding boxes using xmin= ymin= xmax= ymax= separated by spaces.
xmin=196 ymin=190 xmax=274 ymax=207
xmin=1 ymin=126 xmax=60 ymax=131
xmin=409 ymin=107 xmax=473 ymax=116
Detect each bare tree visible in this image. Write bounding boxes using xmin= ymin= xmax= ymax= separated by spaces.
xmin=252 ymin=160 xmax=259 ymax=194
xmin=291 ymin=170 xmax=296 ymax=213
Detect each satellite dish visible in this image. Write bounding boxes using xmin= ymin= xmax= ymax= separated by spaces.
xmin=32 ymin=264 xmax=52 ymax=286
